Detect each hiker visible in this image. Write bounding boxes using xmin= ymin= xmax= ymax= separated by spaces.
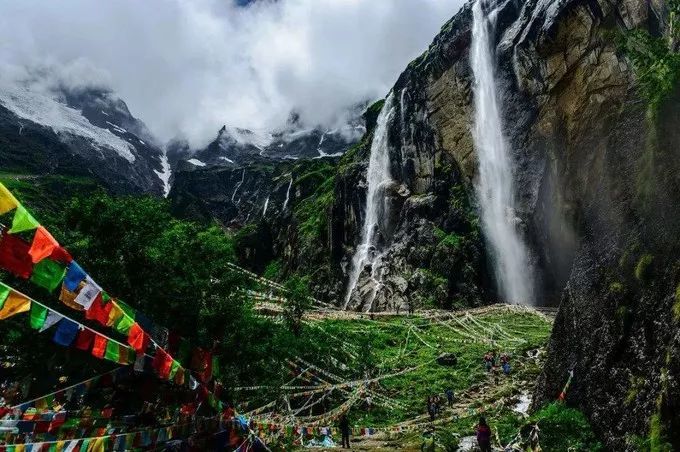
xmin=445 ymin=389 xmax=454 ymax=407
xmin=502 ymin=361 xmax=511 ymax=375
xmin=427 ymin=396 xmax=436 ymax=422
xmin=434 ymin=394 xmax=442 ymax=414
xmin=339 ymin=413 xmax=351 ymax=449
xmin=476 ymin=416 xmax=492 ymax=452
xmin=484 ymin=353 xmax=493 ymax=372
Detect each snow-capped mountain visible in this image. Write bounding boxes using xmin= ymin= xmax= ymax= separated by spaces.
xmin=0 ymin=83 xmax=168 ymax=195
xmin=184 ymin=115 xmax=364 ymax=168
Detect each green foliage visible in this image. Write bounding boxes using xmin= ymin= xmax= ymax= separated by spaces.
xmin=434 ymin=228 xmax=462 ymax=250
xmin=282 ymin=275 xmax=312 ymax=337
xmin=263 ymin=259 xmax=283 ymax=281
xmin=620 ymin=1 xmax=680 ymax=112
xmin=673 ymin=283 xmax=680 ymax=321
xmin=635 ymin=254 xmax=654 ymax=282
xmin=648 ymin=413 xmax=673 ymax=452
xmin=529 ymin=403 xmax=604 ymax=451
xmin=294 ymin=174 xmax=335 ymax=242
xmin=609 ymin=281 xmax=624 ymax=294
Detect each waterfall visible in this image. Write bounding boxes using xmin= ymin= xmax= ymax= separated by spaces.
xmin=283 ymin=176 xmax=293 ymax=211
xmin=262 ymin=195 xmax=270 ymax=217
xmin=231 ymin=169 xmax=245 ymax=202
xmin=343 ymin=93 xmax=396 ymax=310
xmin=470 ymin=0 xmax=533 ymax=304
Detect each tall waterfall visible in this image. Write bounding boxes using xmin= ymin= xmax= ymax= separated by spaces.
xmin=470 ymin=0 xmax=533 ymax=304
xmin=343 ymin=93 xmax=395 ymax=310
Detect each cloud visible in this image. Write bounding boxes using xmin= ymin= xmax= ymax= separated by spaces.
xmin=0 ymin=0 xmax=463 ymax=148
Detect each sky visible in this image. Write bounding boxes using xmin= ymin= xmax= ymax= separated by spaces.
xmin=0 ymin=0 xmax=464 ymax=148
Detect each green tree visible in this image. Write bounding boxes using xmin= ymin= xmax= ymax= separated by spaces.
xmin=282 ymin=275 xmax=312 ymax=337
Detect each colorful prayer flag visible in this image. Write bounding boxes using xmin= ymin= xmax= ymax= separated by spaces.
xmin=85 ymin=294 xmax=111 ymax=326
xmin=127 ymin=323 xmax=149 ymax=354
xmin=74 ymin=277 xmax=101 ymax=311
xmin=104 ymin=340 xmax=120 ymax=363
xmin=29 ymin=302 xmax=48 ymax=330
xmin=28 ymin=226 xmax=59 ymax=263
xmin=0 ymin=182 xmax=19 ymax=215
xmin=63 ymin=261 xmax=86 ymax=292
xmin=30 ymin=258 xmax=67 ymax=292
xmin=0 ymin=282 xmax=10 ymax=308
xmin=39 ymin=311 xmax=64 ymax=332
xmin=53 ymin=318 xmax=79 ymax=347
xmin=74 ymin=328 xmax=95 ymax=351
xmin=0 ymin=232 xmax=34 ymax=278
xmin=59 ymin=283 xmax=84 ymax=311
xmin=92 ymin=335 xmax=107 ymax=359
xmin=9 ymin=205 xmax=39 ymax=233
xmin=106 ymin=303 xmax=123 ymax=327
xmin=114 ymin=312 xmax=134 ymax=335
xmin=0 ymin=292 xmax=31 ymax=320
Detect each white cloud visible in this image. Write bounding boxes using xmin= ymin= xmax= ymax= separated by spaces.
xmin=0 ymin=0 xmax=463 ymax=148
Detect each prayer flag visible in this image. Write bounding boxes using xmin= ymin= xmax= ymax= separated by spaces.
xmin=85 ymin=294 xmax=111 ymax=326
xmin=174 ymin=366 xmax=185 ymax=386
xmin=0 ymin=292 xmax=31 ymax=320
xmin=9 ymin=205 xmax=39 ymax=233
xmin=29 ymin=302 xmax=48 ymax=329
xmin=74 ymin=328 xmax=95 ymax=351
xmin=107 ymin=303 xmax=123 ymax=327
xmin=53 ymin=318 xmax=79 ymax=347
xmin=0 ymin=182 xmax=19 ymax=215
xmin=104 ymin=340 xmax=120 ymax=363
xmin=0 ymin=282 xmax=10 ymax=307
xmin=59 ymin=283 xmax=84 ymax=311
xmin=92 ymin=335 xmax=107 ymax=359
xmin=169 ymin=360 xmax=180 ymax=380
xmin=192 ymin=348 xmax=212 ymax=382
xmin=152 ymin=347 xmax=173 ymax=379
xmin=63 ymin=261 xmax=86 ymax=292
xmin=28 ymin=226 xmax=59 ymax=263
xmin=0 ymin=232 xmax=34 ymax=278
xmin=74 ymin=277 xmax=101 ymax=311
xmin=31 ymin=258 xmax=67 ymax=292
xmin=49 ymin=246 xmax=72 ymax=264
xmin=114 ymin=313 xmax=134 ymax=335
xmin=118 ymin=346 xmax=134 ymax=365
xmin=117 ymin=300 xmax=136 ymax=319
xmin=40 ymin=311 xmax=63 ymax=332
xmin=127 ymin=323 xmax=149 ymax=354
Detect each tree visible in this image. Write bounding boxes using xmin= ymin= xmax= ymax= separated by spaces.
xmin=282 ymin=275 xmax=312 ymax=337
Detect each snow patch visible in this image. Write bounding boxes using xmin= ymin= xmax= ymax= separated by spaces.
xmin=187 ymin=158 xmax=207 ymax=167
xmin=0 ymin=85 xmax=136 ymax=162
xmin=106 ymin=120 xmax=128 ymax=134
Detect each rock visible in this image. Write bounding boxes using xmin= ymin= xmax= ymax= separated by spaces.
xmin=436 ymin=353 xmax=458 ymax=366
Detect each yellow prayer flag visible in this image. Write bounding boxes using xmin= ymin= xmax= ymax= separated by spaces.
xmin=56 ymin=441 xmax=65 ymax=452
xmin=60 ymin=281 xmax=85 ymax=311
xmin=0 ymin=182 xmax=19 ymax=215
xmin=89 ymin=437 xmax=106 ymax=452
xmin=106 ymin=303 xmax=124 ymax=327
xmin=0 ymin=292 xmax=31 ymax=320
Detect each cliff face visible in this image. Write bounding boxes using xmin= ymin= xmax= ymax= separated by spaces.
xmin=389 ymin=0 xmax=679 ymax=448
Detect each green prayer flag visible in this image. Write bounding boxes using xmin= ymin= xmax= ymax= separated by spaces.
xmin=114 ymin=313 xmax=135 ymax=335
xmin=30 ymin=259 xmax=67 ymax=292
xmin=105 ymin=340 xmax=120 ymax=362
xmin=48 ymin=443 xmax=57 ymax=452
xmin=9 ymin=204 xmax=39 ymax=233
xmin=168 ymin=360 xmax=180 ymax=380
xmin=81 ymin=438 xmax=91 ymax=451
xmin=29 ymin=303 xmax=48 ymax=329
xmin=0 ymin=282 xmax=10 ymax=309
xmin=102 ymin=292 xmax=111 ymax=302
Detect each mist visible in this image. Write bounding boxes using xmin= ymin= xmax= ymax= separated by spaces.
xmin=0 ymin=0 xmax=463 ymax=148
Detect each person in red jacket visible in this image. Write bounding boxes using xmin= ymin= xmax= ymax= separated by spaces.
xmin=476 ymin=416 xmax=492 ymax=452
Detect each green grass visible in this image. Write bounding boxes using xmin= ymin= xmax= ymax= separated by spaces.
xmin=241 ymin=308 xmax=552 ymax=435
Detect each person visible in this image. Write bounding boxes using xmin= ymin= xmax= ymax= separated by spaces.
xmin=476 ymin=416 xmax=492 ymax=452
xmin=503 ymin=361 xmax=511 ymax=375
xmin=445 ymin=389 xmax=454 ymax=407
xmin=339 ymin=413 xmax=351 ymax=449
xmin=484 ymin=353 xmax=493 ymax=373
xmin=427 ymin=397 xmax=436 ymax=422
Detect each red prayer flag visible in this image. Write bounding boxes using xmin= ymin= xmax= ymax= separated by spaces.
xmin=28 ymin=226 xmax=59 ymax=263
xmin=85 ymin=294 xmax=112 ymax=326
xmin=153 ymin=348 xmax=173 ymax=379
xmin=127 ymin=323 xmax=149 ymax=354
xmin=74 ymin=328 xmax=95 ymax=351
xmin=50 ymin=246 xmax=73 ymax=264
xmin=92 ymin=334 xmax=107 ymax=359
xmin=0 ymin=231 xmax=34 ymax=278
